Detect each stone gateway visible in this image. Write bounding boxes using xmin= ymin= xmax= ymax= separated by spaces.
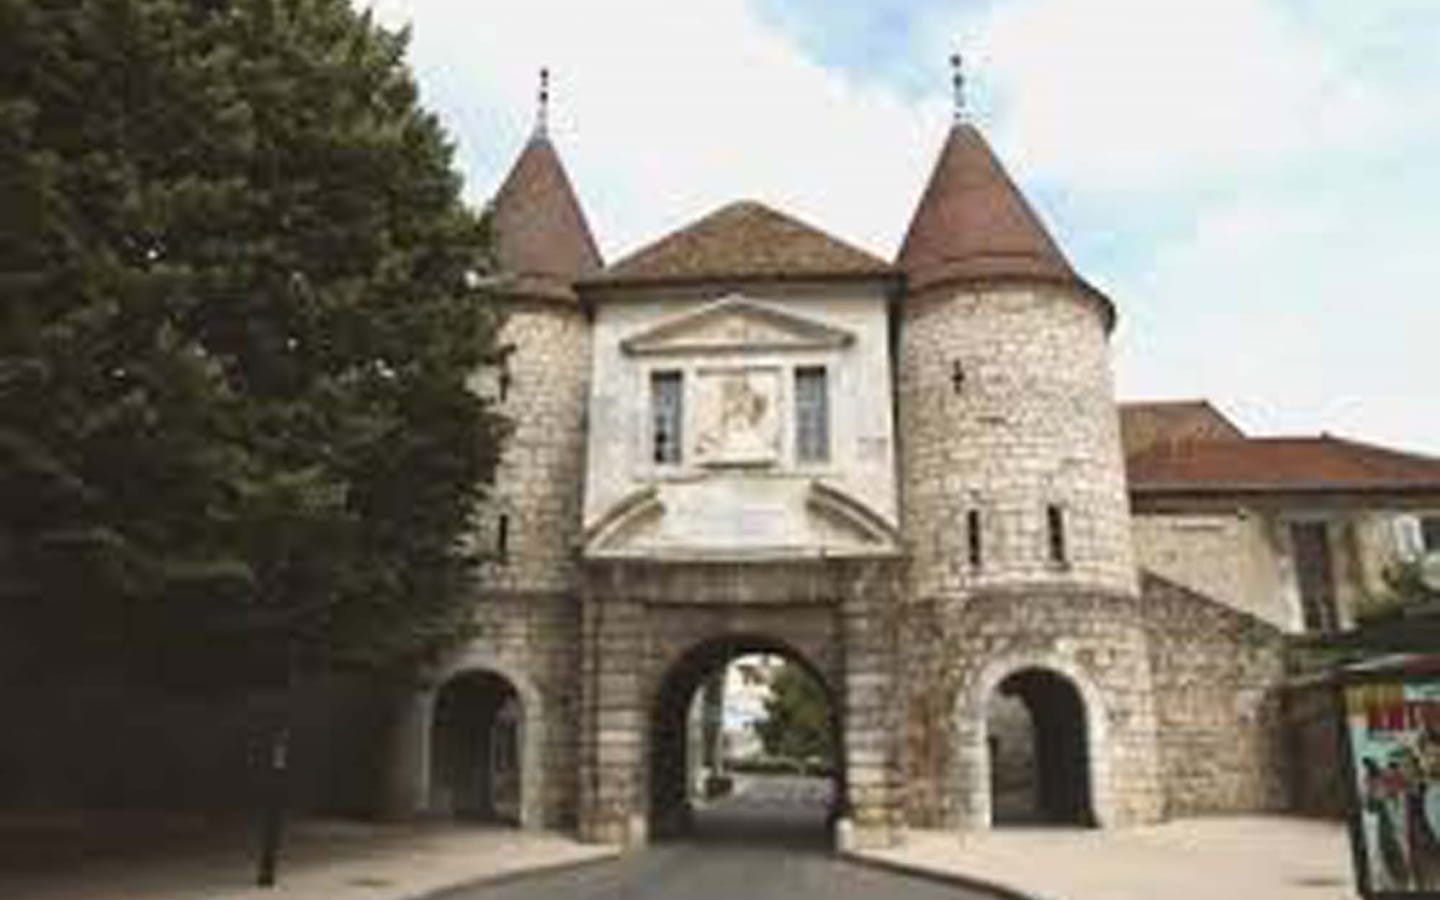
xmin=373 ymin=90 xmax=1440 ymax=851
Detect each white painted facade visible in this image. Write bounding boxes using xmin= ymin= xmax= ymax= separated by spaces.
xmin=581 ymin=284 xmax=900 ymax=561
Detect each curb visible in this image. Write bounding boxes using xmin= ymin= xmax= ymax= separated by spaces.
xmin=839 ymin=850 xmax=1055 ymax=900
xmin=406 ymin=848 xmax=624 ymax=900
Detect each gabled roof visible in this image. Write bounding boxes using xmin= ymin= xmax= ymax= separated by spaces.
xmin=583 ymin=200 xmax=895 ymax=288
xmin=1120 ymin=400 xmax=1246 ymax=458
xmin=897 ymin=124 xmax=1112 ymax=325
xmin=1126 ymin=434 xmax=1440 ymax=494
xmin=489 ymin=134 xmax=602 ymax=301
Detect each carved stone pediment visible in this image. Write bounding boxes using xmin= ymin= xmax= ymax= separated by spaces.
xmin=619 ymin=295 xmax=855 ymax=357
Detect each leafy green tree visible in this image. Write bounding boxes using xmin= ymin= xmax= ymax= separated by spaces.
xmin=754 ymin=661 xmax=835 ymax=764
xmin=1356 ymin=557 xmax=1438 ymax=624
xmin=0 ymin=0 xmax=503 ymax=688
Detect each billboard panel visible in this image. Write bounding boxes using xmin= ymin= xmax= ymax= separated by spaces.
xmin=1342 ymin=676 xmax=1440 ymax=897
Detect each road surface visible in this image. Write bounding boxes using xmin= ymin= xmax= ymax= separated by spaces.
xmin=438 ymin=775 xmax=993 ymax=900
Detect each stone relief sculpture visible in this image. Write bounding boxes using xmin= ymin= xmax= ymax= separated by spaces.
xmin=694 ymin=368 xmax=780 ymax=466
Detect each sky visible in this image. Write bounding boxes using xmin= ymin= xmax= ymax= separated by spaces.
xmin=366 ymin=0 xmax=1440 ymax=454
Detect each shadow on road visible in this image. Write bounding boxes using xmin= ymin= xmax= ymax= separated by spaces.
xmin=686 ymin=799 xmax=831 ymax=853
xmin=674 ymin=774 xmax=835 ymax=854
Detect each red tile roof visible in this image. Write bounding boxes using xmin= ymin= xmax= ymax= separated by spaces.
xmin=1120 ymin=400 xmax=1246 ymax=457
xmin=897 ymin=124 xmax=1113 ymax=326
xmin=1127 ymin=435 xmax=1440 ymax=493
xmin=584 ymin=200 xmax=895 ymax=288
xmin=490 ymin=135 xmax=602 ymax=301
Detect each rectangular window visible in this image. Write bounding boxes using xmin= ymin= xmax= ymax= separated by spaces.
xmin=794 ymin=366 xmax=829 ymax=463
xmin=1423 ymin=515 xmax=1440 ymax=553
xmin=651 ymin=370 xmax=683 ymax=464
xmin=496 ymin=513 xmax=510 ymax=561
xmin=1291 ymin=521 xmax=1338 ymax=632
xmin=1046 ymin=505 xmax=1068 ymax=566
xmin=966 ymin=509 xmax=982 ymax=569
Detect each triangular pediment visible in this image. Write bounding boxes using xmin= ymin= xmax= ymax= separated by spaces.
xmin=620 ymin=295 xmax=855 ymax=357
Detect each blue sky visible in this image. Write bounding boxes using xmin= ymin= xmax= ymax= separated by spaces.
xmin=368 ymin=0 xmax=1440 ymax=454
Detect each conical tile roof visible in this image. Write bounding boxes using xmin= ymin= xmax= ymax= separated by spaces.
xmin=489 ymin=134 xmax=602 ymax=301
xmin=585 ymin=200 xmax=894 ymax=287
xmin=898 ymin=124 xmax=1111 ymax=323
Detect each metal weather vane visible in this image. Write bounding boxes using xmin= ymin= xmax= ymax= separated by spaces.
xmin=536 ymin=67 xmax=550 ymax=137
xmin=950 ymin=52 xmax=967 ymax=123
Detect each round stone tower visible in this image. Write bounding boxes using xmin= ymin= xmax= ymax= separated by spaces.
xmin=482 ymin=124 xmax=599 ymax=598
xmin=897 ymin=123 xmax=1133 ymax=601
xmin=453 ymin=113 xmax=599 ymax=828
xmin=384 ymin=94 xmax=598 ymax=828
xmin=895 ymin=120 xmax=1162 ymax=831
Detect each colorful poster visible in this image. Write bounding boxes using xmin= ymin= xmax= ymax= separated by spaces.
xmin=1344 ymin=677 xmax=1440 ymax=896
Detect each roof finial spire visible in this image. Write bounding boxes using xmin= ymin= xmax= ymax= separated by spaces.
xmin=950 ymin=52 xmax=967 ymax=123
xmin=535 ymin=67 xmax=550 ymax=138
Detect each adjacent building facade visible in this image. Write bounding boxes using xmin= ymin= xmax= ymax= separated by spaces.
xmin=385 ymin=103 xmax=1440 ymax=848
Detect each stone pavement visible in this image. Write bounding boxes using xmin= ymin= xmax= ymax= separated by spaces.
xmin=849 ymin=816 xmax=1360 ymax=900
xmin=0 ymin=813 xmax=619 ymax=900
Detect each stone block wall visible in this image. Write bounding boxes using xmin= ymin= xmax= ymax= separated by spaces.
xmin=423 ymin=591 xmax=581 ymax=829
xmin=899 ymin=285 xmax=1135 ymax=603
xmin=1132 ymin=511 xmax=1291 ymax=630
xmin=902 ymin=589 xmax=1164 ymax=830
xmin=476 ymin=302 xmax=589 ymax=593
xmin=1140 ymin=571 xmax=1291 ymax=816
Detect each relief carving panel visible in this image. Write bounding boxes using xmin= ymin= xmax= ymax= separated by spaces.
xmin=693 ymin=367 xmax=781 ymax=467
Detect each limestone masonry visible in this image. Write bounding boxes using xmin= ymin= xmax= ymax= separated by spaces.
xmin=380 ymin=103 xmax=1440 ymax=850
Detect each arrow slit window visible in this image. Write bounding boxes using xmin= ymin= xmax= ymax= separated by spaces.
xmin=794 ymin=366 xmax=829 ymax=463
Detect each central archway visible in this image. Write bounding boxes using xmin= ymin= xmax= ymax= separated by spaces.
xmin=648 ymin=635 xmax=845 ymax=846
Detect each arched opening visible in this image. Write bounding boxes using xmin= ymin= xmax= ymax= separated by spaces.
xmin=987 ymin=667 xmax=1094 ymax=826
xmin=648 ymin=636 xmax=844 ymax=848
xmin=429 ymin=670 xmax=522 ymax=824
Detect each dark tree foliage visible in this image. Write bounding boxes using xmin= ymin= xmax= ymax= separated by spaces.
xmin=754 ymin=661 xmax=835 ymax=764
xmin=0 ymin=0 xmax=504 ymax=688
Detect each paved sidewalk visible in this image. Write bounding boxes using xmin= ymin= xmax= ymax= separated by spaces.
xmin=850 ymin=816 xmax=1360 ymax=900
xmin=0 ymin=814 xmax=619 ymax=900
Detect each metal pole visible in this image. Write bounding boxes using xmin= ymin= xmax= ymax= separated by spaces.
xmin=256 ymin=720 xmax=290 ymax=887
xmin=256 ymin=641 xmax=295 ymax=887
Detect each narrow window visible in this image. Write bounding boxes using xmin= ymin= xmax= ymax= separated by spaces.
xmin=951 ymin=360 xmax=965 ymax=394
xmin=1291 ymin=521 xmax=1338 ymax=632
xmin=794 ymin=366 xmax=829 ymax=463
xmin=966 ymin=509 xmax=982 ymax=569
xmin=651 ymin=370 xmax=683 ymax=464
xmin=496 ymin=513 xmax=510 ymax=560
xmin=498 ymin=357 xmax=511 ymax=403
xmin=1047 ymin=505 xmax=1068 ymax=566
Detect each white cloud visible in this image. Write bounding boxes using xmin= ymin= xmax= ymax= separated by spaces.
xmin=934 ymin=0 xmax=1416 ymax=190
xmin=367 ymin=0 xmax=942 ymax=261
xmin=363 ymin=0 xmax=1440 ymax=453
xmin=1113 ymin=181 xmax=1440 ymax=451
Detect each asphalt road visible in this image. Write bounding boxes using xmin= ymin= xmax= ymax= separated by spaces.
xmin=437 ymin=775 xmax=993 ymax=900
